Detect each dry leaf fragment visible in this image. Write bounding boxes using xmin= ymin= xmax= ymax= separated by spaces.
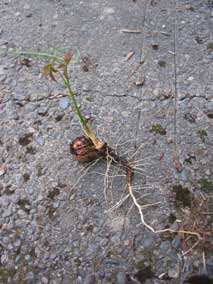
xmin=135 ymin=77 xmax=145 ymax=86
xmin=151 ymin=44 xmax=159 ymax=50
xmin=125 ymin=51 xmax=135 ymax=61
xmin=173 ymin=155 xmax=183 ymax=172
xmin=121 ymin=29 xmax=142 ymax=34
xmin=20 ymin=58 xmax=32 ymax=67
xmin=159 ymin=152 xmax=164 ymax=161
xmin=0 ymin=164 xmax=6 ymax=176
xmin=48 ymin=92 xmax=67 ymax=100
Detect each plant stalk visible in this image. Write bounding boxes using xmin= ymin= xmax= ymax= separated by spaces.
xmin=61 ymin=75 xmax=104 ymax=149
xmin=0 ymin=50 xmax=64 ymax=62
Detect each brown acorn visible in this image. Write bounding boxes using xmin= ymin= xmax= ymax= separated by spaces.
xmin=70 ymin=136 xmax=99 ymax=162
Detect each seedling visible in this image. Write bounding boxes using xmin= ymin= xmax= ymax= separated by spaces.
xmin=0 ymin=48 xmax=133 ymax=179
xmin=2 ymin=48 xmax=208 ymax=246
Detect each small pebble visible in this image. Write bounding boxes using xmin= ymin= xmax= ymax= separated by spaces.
xmin=15 ymin=254 xmax=21 ymax=263
xmin=3 ymin=206 xmax=12 ymax=218
xmin=172 ymin=236 xmax=182 ymax=249
xmin=25 ymin=255 xmax=31 ymax=261
xmin=0 ymin=196 xmax=9 ymax=207
xmin=82 ymin=84 xmax=90 ymax=92
xmin=3 ymin=236 xmax=9 ymax=244
xmin=27 ymin=186 xmax=34 ymax=195
xmin=41 ymin=276 xmax=49 ymax=284
xmin=53 ymin=201 xmax=60 ymax=209
xmin=25 ymin=103 xmax=36 ymax=112
xmin=14 ymin=91 xmax=30 ymax=101
xmin=207 ymin=100 xmax=213 ymax=112
xmin=24 ymin=271 xmax=35 ymax=282
xmin=14 ymin=239 xmax=21 ymax=248
xmin=72 ymin=114 xmax=79 ymax=122
xmin=1 ymin=254 xmax=8 ymax=265
xmin=143 ymin=238 xmax=154 ymax=249
xmin=8 ymin=244 xmax=13 ymax=250
xmin=53 ymin=14 xmax=58 ymax=20
xmin=85 ymin=114 xmax=91 ymax=120
xmin=23 ymin=4 xmax=31 ymax=9
xmin=83 ymin=274 xmax=95 ymax=284
xmin=116 ymin=271 xmax=126 ymax=284
xmin=121 ymin=111 xmax=129 ymax=118
xmin=0 ymin=164 xmax=6 ymax=176
xmin=168 ymin=263 xmax=180 ymax=279
xmin=144 ymin=280 xmax=154 ymax=284
xmin=35 ymin=135 xmax=45 ymax=146
xmin=15 ymin=12 xmax=21 ymax=17
xmin=0 ymin=66 xmax=5 ymax=76
xmin=59 ymin=97 xmax=69 ymax=110
xmin=37 ymin=106 xmax=48 ymax=116
xmin=207 ymin=260 xmax=213 ymax=274
xmin=50 ymin=254 xmax=57 ymax=261
xmin=0 ymin=75 xmax=7 ymax=83
xmin=104 ymin=259 xmax=120 ymax=265
xmin=188 ymin=76 xmax=194 ymax=81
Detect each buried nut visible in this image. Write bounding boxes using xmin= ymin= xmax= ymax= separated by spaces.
xmin=70 ymin=136 xmax=100 ymax=162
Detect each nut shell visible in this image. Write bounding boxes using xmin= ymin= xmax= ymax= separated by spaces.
xmin=70 ymin=136 xmax=99 ymax=162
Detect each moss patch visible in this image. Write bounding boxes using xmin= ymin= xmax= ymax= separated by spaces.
xmin=199 ymin=179 xmax=213 ymax=193
xmin=168 ymin=213 xmax=177 ymax=224
xmin=207 ymin=42 xmax=213 ymax=51
xmin=150 ymin=124 xmax=166 ymax=135
xmin=197 ymin=129 xmax=208 ymax=142
xmin=158 ymin=60 xmax=166 ymax=67
xmin=185 ymin=154 xmax=196 ymax=164
xmin=135 ymin=261 xmax=146 ymax=270
xmin=18 ymin=133 xmax=33 ymax=146
xmin=172 ymin=185 xmax=191 ymax=208
xmin=134 ymin=266 xmax=154 ymax=282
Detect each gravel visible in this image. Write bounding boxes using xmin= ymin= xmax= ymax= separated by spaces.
xmin=116 ymin=271 xmax=127 ymax=284
xmin=0 ymin=0 xmax=212 ymax=283
xmin=59 ymin=97 xmax=69 ymax=110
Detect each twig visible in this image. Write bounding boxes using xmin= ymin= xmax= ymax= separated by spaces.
xmin=181 ymin=238 xmax=200 ymax=256
xmin=105 ymin=194 xmax=130 ymax=213
xmin=121 ymin=29 xmax=143 ymax=33
xmin=48 ymin=93 xmax=67 ymax=100
xmin=141 ymin=201 xmax=162 ymax=209
xmin=69 ymin=157 xmax=102 ymax=197
xmin=155 ymin=228 xmax=201 ymax=239
xmin=124 ymin=163 xmax=202 ymax=250
xmin=104 ymin=152 xmax=113 ymax=203
xmin=126 ymin=166 xmax=155 ymax=232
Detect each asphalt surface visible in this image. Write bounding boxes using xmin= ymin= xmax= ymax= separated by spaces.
xmin=0 ymin=0 xmax=212 ymax=283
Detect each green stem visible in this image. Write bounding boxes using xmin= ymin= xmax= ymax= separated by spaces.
xmin=64 ymin=77 xmax=88 ymax=131
xmin=0 ymin=48 xmax=103 ymax=148
xmin=0 ymin=50 xmax=64 ymax=61
xmin=60 ymin=73 xmax=103 ymax=149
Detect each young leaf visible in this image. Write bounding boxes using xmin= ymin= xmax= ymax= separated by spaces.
xmin=43 ymin=64 xmax=52 ymax=75
xmin=43 ymin=64 xmax=57 ymax=81
xmin=49 ymin=69 xmax=57 ymax=81
xmin=58 ymin=63 xmax=66 ymax=69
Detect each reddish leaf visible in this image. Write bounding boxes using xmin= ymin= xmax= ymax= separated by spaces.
xmin=173 ymin=155 xmax=183 ymax=172
xmin=64 ymin=51 xmax=73 ymax=64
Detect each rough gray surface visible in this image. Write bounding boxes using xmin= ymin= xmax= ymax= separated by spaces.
xmin=0 ymin=0 xmax=213 ymax=283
